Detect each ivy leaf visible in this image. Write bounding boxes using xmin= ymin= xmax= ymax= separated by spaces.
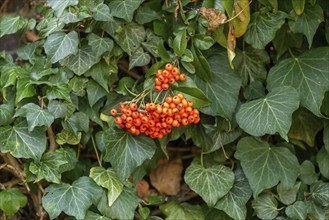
xmin=244 ymin=11 xmax=287 ymax=49
xmin=277 ymin=182 xmax=301 ymax=205
xmin=59 ymin=9 xmax=90 ymax=24
xmin=90 ymin=167 xmax=123 ymax=206
xmin=252 ymin=193 xmax=279 ymax=219
xmin=267 ymin=47 xmax=329 ymax=117
xmin=195 ymin=52 xmax=241 ymax=120
xmin=0 ymin=16 xmax=35 ymax=37
xmin=87 ymin=33 xmax=113 ymax=58
xmin=16 ymin=77 xmax=36 ymax=103
xmin=108 ymin=0 xmax=143 ymax=22
xmin=92 ymin=3 xmax=112 ymax=21
xmin=173 ymin=29 xmax=187 ymax=57
xmin=103 ymin=126 xmax=156 ymax=181
xmin=115 ymin=23 xmax=146 ymax=56
xmin=44 ymin=31 xmax=79 ymax=63
xmin=160 ymin=200 xmax=204 ymax=220
xmin=310 ymin=182 xmax=329 ymax=206
xmin=56 ymin=130 xmax=81 ymax=145
xmin=85 ymin=211 xmax=110 ymax=220
xmin=135 ymin=6 xmax=160 ymax=24
xmin=29 ymin=151 xmax=68 ymax=183
xmin=129 ymin=47 xmax=151 ymax=69
xmin=142 ymin=30 xmax=162 ymax=57
xmin=285 ymin=201 xmax=308 ymax=220
xmin=288 ymin=108 xmax=323 ymax=146
xmin=184 ymin=159 xmax=235 ymax=207
xmin=48 ymin=100 xmax=75 ymax=119
xmin=0 ymin=188 xmax=28 ymax=217
xmin=97 ymin=188 xmax=140 ymax=220
xmin=47 ymin=0 xmax=79 ymax=17
xmin=0 ymin=121 xmax=46 ymax=161
xmin=0 ymin=104 xmax=14 ymax=126
xmin=324 ymin=121 xmax=329 ymax=153
xmin=306 ymin=201 xmax=326 ymax=220
xmin=235 ymin=137 xmax=300 ymax=197
xmin=215 ymin=169 xmax=252 ymax=220
xmin=288 ymin=4 xmax=324 ymax=47
xmin=299 ymin=160 xmax=318 ymax=185
xmin=84 ymin=60 xmax=111 ymax=92
xmin=14 ymin=103 xmax=54 ymax=131
xmin=42 ymin=176 xmax=102 ymax=220
xmin=62 ymin=112 xmax=90 ymax=134
xmin=233 ymin=47 xmax=270 ymax=86
xmin=60 ymin=45 xmax=101 ymax=76
xmin=236 ymin=86 xmax=299 ymax=141
xmin=87 ymin=80 xmax=107 ymax=107
xmin=45 ymin=83 xmax=71 ymax=102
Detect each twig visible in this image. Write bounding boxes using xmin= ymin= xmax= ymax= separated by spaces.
xmin=118 ymin=59 xmax=143 ymax=80
xmin=91 ymin=136 xmax=102 ymax=167
xmin=178 ymin=192 xmax=199 ymax=202
xmin=47 ymin=127 xmax=58 ymax=151
xmin=3 ymin=178 xmax=22 ymax=188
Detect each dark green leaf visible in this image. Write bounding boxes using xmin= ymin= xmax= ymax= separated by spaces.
xmin=129 ymin=47 xmax=151 ymax=69
xmin=194 ymin=34 xmax=214 ymax=50
xmin=87 ymin=33 xmax=113 ymax=58
xmin=235 ymin=137 xmax=300 ymax=197
xmin=277 ymin=182 xmax=301 ymax=205
xmin=14 ymin=103 xmax=54 ymax=131
xmin=173 ymin=29 xmax=187 ymax=57
xmin=233 ymin=47 xmax=270 ymax=86
xmin=267 ymin=47 xmax=329 ymax=117
xmin=191 ymin=45 xmax=212 ymax=82
xmin=108 ymin=0 xmax=143 ymax=22
xmin=288 ymin=4 xmax=324 ymax=47
xmin=59 ymin=9 xmax=90 ymax=24
xmin=299 ymin=160 xmax=318 ymax=185
xmin=92 ymin=3 xmax=112 ymax=21
xmin=16 ymin=77 xmax=36 ymax=103
xmin=135 ymin=6 xmax=160 ymax=24
xmin=306 ymin=201 xmax=325 ymax=220
xmin=103 ymin=126 xmax=156 ymax=181
xmin=84 ymin=60 xmax=112 ymax=92
xmin=0 ymin=16 xmax=35 ymax=37
xmin=0 ymin=121 xmax=46 ymax=161
xmin=62 ymin=112 xmax=90 ymax=134
xmin=243 ymin=80 xmax=266 ymax=100
xmin=310 ymin=182 xmax=329 ymax=206
xmin=324 ymin=121 xmax=329 ymax=153
xmin=44 ymin=31 xmax=79 ymax=63
xmin=17 ymin=41 xmax=43 ymax=64
xmin=48 ymin=100 xmax=75 ymax=119
xmin=285 ymin=201 xmax=308 ymax=220
xmin=195 ymin=52 xmax=241 ymax=120
xmin=0 ymin=188 xmax=27 ymax=217
xmin=115 ymin=77 xmax=135 ymax=96
xmin=84 ymin=211 xmax=110 ymax=220
xmin=215 ymin=169 xmax=252 ymax=220
xmin=236 ymin=86 xmax=299 ymax=141
xmin=89 ymin=166 xmax=123 ymax=206
xmin=252 ymin=193 xmax=279 ymax=220
xmin=244 ymin=11 xmax=287 ymax=49
xmin=0 ymin=104 xmax=14 ymax=126
xmin=160 ymin=200 xmax=204 ymax=220
xmin=184 ymin=159 xmax=235 ymax=207
xmin=47 ymin=0 xmax=78 ymax=17
xmin=60 ymin=45 xmax=101 ymax=76
xmin=87 ymin=80 xmax=107 ymax=107
xmin=42 ymin=176 xmax=102 ymax=219
xmin=45 ymin=83 xmax=72 ymax=102
xmin=141 ymin=30 xmax=162 ymax=57
xmin=316 ymin=147 xmax=329 ymax=179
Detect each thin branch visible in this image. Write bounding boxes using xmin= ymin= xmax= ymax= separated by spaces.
xmin=47 ymin=126 xmax=58 ymax=151
xmin=118 ymin=59 xmax=143 ymax=80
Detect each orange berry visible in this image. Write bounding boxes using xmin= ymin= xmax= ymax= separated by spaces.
xmin=168 ymin=78 xmax=176 ymax=84
xmin=155 ymin=78 xmax=162 ymax=86
xmin=110 ymin=109 xmax=117 ymax=116
xmin=125 ymin=123 xmax=132 ymax=129
xmin=172 ymin=120 xmax=179 ymax=127
xmin=173 ymin=96 xmax=181 ymax=104
xmin=177 ymin=93 xmax=184 ymax=99
xmin=165 ymin=97 xmax=173 ymax=104
xmin=174 ymin=75 xmax=180 ymax=81
xmin=166 ymin=117 xmax=173 ymax=124
xmin=121 ymin=114 xmax=127 ymax=121
xmin=134 ymin=118 xmax=142 ymax=126
xmin=126 ymin=117 xmax=133 ymax=123
xmin=172 ymin=67 xmax=179 ymax=75
xmin=179 ymin=74 xmax=186 ymax=81
xmin=162 ymin=83 xmax=169 ymax=90
xmin=186 ymin=106 xmax=192 ymax=112
xmin=141 ymin=116 xmax=149 ymax=124
xmin=181 ymin=99 xmax=188 ymax=107
xmin=149 ymin=103 xmax=156 ymax=110
xmin=188 ymin=116 xmax=195 ymax=123
xmin=187 ymin=100 xmax=193 ymax=107
xmin=132 ymin=111 xmax=139 ymax=118
xmin=158 ymin=75 xmax=165 ymax=82
xmin=115 ymin=117 xmax=122 ymax=124
xmin=129 ymin=102 xmax=138 ymax=111
xmin=182 ymin=118 xmax=189 ymax=126
xmin=155 ymin=86 xmax=162 ymax=92
xmin=165 ymin=63 xmax=173 ymax=71
xmin=162 ymin=70 xmax=170 ymax=78
xmin=156 ymin=70 xmax=163 ymax=77
xmin=125 ymin=109 xmax=132 ymax=116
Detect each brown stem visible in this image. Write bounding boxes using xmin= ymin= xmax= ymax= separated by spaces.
xmin=3 ymin=178 xmax=22 ymax=188
xmin=118 ymin=59 xmax=143 ymax=80
xmin=1 ymin=153 xmax=25 ymax=178
xmin=47 ymin=127 xmax=58 ymax=151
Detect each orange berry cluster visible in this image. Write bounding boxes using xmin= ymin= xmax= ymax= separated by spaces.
xmin=110 ymin=93 xmax=200 ymax=139
xmin=155 ymin=63 xmax=186 ymax=92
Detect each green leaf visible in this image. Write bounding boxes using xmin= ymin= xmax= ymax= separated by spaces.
xmin=42 ymin=176 xmax=102 ymax=219
xmin=157 ymin=42 xmax=171 ymax=62
xmin=92 ymin=3 xmax=112 ymax=21
xmin=48 ymin=100 xmax=75 ymax=119
xmin=235 ymin=137 xmax=300 ymax=197
xmin=84 ymin=211 xmax=110 ymax=220
xmin=191 ymin=45 xmax=212 ymax=82
xmin=44 ymin=31 xmax=79 ymax=63
xmin=288 ymin=108 xmax=323 ymax=146
xmin=288 ymin=4 xmax=324 ymax=47
xmin=62 ymin=112 xmax=90 ymax=134
xmin=252 ymin=193 xmax=279 ymax=220
xmin=233 ymin=47 xmax=270 ymax=86
xmin=89 ymin=167 xmax=123 ymax=206
xmin=160 ymin=200 xmax=204 ymax=220
xmin=317 ymin=147 xmax=329 ymax=179
xmin=129 ymin=47 xmax=151 ymax=69
xmin=184 ymin=159 xmax=235 ymax=207
xmin=267 ymin=47 xmax=329 ymax=117
xmin=299 ymin=160 xmax=318 ymax=185
xmin=236 ymin=86 xmax=299 ymax=141
xmin=47 ymin=0 xmax=78 ymax=17
xmin=194 ymin=34 xmax=214 ymax=50
xmin=135 ymin=6 xmax=160 ymax=24
xmin=0 ymin=104 xmax=14 ymax=126
xmin=142 ymin=30 xmax=162 ymax=57
xmin=244 ymin=11 xmax=287 ymax=49
xmin=244 ymin=80 xmax=266 ymax=100
xmin=173 ymin=29 xmax=187 ymax=57
xmin=17 ymin=40 xmax=43 ymax=64
xmin=45 ymin=83 xmax=72 ymax=102
xmin=29 ymin=151 xmax=68 ymax=183
xmin=56 ymin=129 xmax=81 ymax=145
xmin=60 ymin=45 xmax=101 ymax=76
xmin=215 ymin=169 xmax=252 ymax=220
xmin=59 ymin=9 xmax=90 ymax=24
xmin=0 ymin=188 xmax=28 ymax=217
xmin=16 ymin=77 xmax=36 ymax=103
xmin=87 ymin=80 xmax=107 ymax=107
xmin=0 ymin=121 xmax=46 ymax=161
xmin=310 ymin=182 xmax=329 ymax=206
xmin=87 ymin=33 xmax=113 ymax=58
xmin=103 ymin=126 xmax=157 ymax=181
xmin=324 ymin=121 xmax=329 ymax=153
xmin=115 ymin=23 xmax=146 ymax=56
xmin=108 ymin=0 xmax=143 ymax=22
xmin=0 ymin=16 xmax=34 ymax=37
xmin=285 ymin=201 xmax=308 ymax=220
xmin=14 ymin=103 xmax=54 ymax=131
xmin=84 ymin=60 xmax=111 ymax=92
xmin=55 ymin=147 xmax=78 ymax=173
xmin=277 ymin=182 xmax=301 ymax=205
xmin=194 ymin=52 xmax=241 ymax=120
xmin=306 ymin=201 xmax=326 ymax=220
xmin=97 ymin=188 xmax=140 ymax=219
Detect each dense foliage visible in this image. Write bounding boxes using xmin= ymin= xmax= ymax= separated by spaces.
xmin=0 ymin=0 xmax=329 ymax=219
